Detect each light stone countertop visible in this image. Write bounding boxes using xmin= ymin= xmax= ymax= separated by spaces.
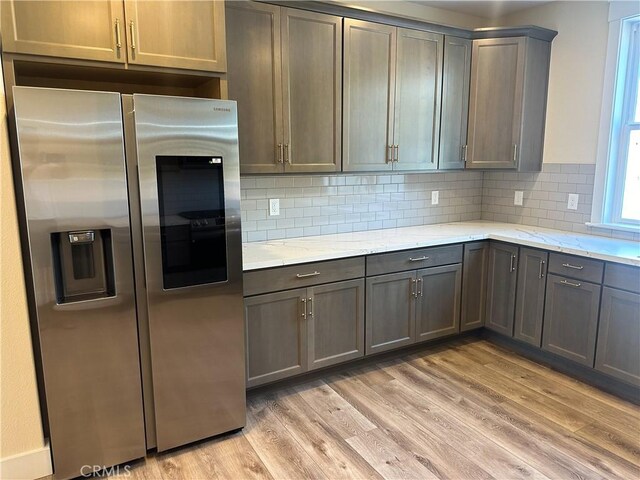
xmin=242 ymin=221 xmax=640 ymax=271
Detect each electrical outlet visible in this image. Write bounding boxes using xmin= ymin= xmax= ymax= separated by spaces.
xmin=514 ymin=191 xmax=524 ymax=206
xmin=269 ymin=198 xmax=280 ymax=216
xmin=431 ymin=191 xmax=439 ymax=205
xmin=567 ymin=194 xmax=579 ymax=210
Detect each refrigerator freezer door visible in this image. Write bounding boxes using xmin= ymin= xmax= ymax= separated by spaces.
xmin=13 ymin=86 xmax=146 ymax=479
xmin=129 ymin=94 xmax=245 ymax=451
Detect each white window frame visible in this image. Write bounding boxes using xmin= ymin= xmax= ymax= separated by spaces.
xmin=591 ymin=3 xmax=640 ymax=232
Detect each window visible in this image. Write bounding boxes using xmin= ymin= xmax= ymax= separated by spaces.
xmin=594 ymin=14 xmax=640 ymax=229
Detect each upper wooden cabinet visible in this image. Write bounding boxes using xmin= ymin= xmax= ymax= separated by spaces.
xmin=226 ymin=2 xmax=342 ymax=174
xmin=1 ymin=0 xmax=227 ymax=72
xmin=343 ymin=20 xmax=443 ymax=172
xmin=466 ymin=37 xmax=551 ymax=171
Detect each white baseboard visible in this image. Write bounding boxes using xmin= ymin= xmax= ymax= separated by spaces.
xmin=0 ymin=442 xmax=52 ymax=480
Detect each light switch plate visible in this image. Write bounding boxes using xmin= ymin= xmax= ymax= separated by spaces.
xmin=269 ymin=198 xmax=280 ymax=216
xmin=567 ymin=194 xmax=579 ymax=210
xmin=431 ymin=191 xmax=439 ymax=205
xmin=514 ymin=191 xmax=523 ymax=206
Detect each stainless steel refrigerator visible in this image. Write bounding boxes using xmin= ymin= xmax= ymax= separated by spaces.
xmin=12 ymin=87 xmax=245 ymax=479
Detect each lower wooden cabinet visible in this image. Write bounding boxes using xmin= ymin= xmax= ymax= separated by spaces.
xmin=513 ymin=247 xmax=547 ymax=347
xmin=542 ymin=274 xmax=601 ymax=367
xmin=595 ymin=287 xmax=640 ymax=386
xmin=485 ymin=243 xmax=518 ymax=336
xmin=245 ymin=280 xmax=365 ymax=387
xmin=460 ymin=241 xmax=488 ymax=331
xmin=416 ymin=264 xmax=462 ymax=342
xmin=308 ymin=279 xmax=365 ymax=371
xmin=366 ymin=271 xmax=416 ymax=354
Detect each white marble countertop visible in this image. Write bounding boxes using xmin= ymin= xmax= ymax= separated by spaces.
xmin=242 ymin=221 xmax=640 ymax=271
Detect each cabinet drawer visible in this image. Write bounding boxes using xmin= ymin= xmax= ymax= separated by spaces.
xmin=548 ymin=253 xmax=603 ymax=284
xmin=366 ymin=244 xmax=463 ymax=276
xmin=244 ymin=257 xmax=365 ymax=296
xmin=604 ymin=263 xmax=640 ymax=294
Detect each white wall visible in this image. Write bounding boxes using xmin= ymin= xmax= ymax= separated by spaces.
xmin=497 ymin=1 xmax=610 ymax=164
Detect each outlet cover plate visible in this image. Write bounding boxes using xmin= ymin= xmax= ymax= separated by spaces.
xmin=431 ymin=191 xmax=439 ymax=205
xmin=514 ymin=191 xmax=524 ymax=206
xmin=269 ymin=198 xmax=280 ymax=216
xmin=567 ymin=194 xmax=579 ymax=210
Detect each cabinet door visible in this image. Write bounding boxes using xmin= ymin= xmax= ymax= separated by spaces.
xmin=461 ymin=241 xmax=488 ymax=331
xmin=439 ymin=36 xmax=471 ymax=170
xmin=595 ymin=288 xmax=640 ymax=385
xmin=281 ymin=9 xmax=342 ymax=173
xmin=124 ymin=0 xmax=226 ymax=72
xmin=392 ymin=29 xmax=442 ymax=171
xmin=245 ymin=289 xmax=307 ymax=387
xmin=416 ymin=264 xmax=461 ymax=342
xmin=485 ymin=243 xmax=518 ymax=336
xmin=343 ymin=19 xmax=396 ymax=172
xmin=226 ymin=2 xmax=284 ymax=174
xmin=366 ymin=271 xmax=416 ymax=354
xmin=514 ymin=248 xmax=547 ymax=347
xmin=308 ymin=279 xmax=364 ymax=371
xmin=542 ymin=274 xmax=601 ymax=367
xmin=467 ymin=37 xmax=525 ymax=169
xmin=1 ymin=0 xmax=126 ymax=63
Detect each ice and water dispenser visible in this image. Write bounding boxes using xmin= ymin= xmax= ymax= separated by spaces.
xmin=51 ymin=229 xmax=116 ymax=303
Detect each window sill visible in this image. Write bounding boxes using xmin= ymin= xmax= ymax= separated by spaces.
xmin=586 ymin=222 xmax=640 ymax=234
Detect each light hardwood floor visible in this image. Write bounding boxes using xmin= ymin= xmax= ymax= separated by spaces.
xmin=100 ymin=339 xmax=640 ymax=479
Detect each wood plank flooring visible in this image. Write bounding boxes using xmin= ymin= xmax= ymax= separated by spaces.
xmin=105 ymin=339 xmax=640 ymax=479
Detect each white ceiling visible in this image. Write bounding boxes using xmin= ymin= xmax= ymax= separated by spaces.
xmin=409 ymin=1 xmax=552 ymax=19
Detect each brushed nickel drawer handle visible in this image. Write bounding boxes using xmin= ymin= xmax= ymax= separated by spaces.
xmin=296 ymin=271 xmax=320 ymax=278
xmin=409 ymin=256 xmax=429 ymax=262
xmin=562 ymin=263 xmax=584 ymax=270
xmin=115 ymin=19 xmax=122 ymax=49
xmin=560 ymin=279 xmax=582 ymax=288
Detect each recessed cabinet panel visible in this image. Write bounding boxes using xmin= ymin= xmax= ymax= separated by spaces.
xmin=467 ymin=37 xmax=525 ymax=169
xmin=485 ymin=243 xmax=518 ymax=336
xmin=245 ymin=289 xmax=307 ymax=387
xmin=514 ymin=248 xmax=547 ymax=347
xmin=366 ymin=271 xmax=415 ymax=354
xmin=343 ymin=19 xmax=396 ymax=172
xmin=393 ymin=29 xmax=442 ymax=171
xmin=460 ymin=241 xmax=488 ymax=331
xmin=226 ymin=2 xmax=283 ymax=174
xmin=439 ymin=36 xmax=471 ymax=170
xmin=124 ymin=0 xmax=226 ymax=72
xmin=282 ymin=9 xmax=342 ymax=173
xmin=308 ymin=279 xmax=365 ymax=370
xmin=542 ymin=274 xmax=600 ymax=367
xmin=415 ymin=264 xmax=461 ymax=342
xmin=1 ymin=0 xmax=126 ymax=63
xmin=595 ymin=287 xmax=640 ymax=386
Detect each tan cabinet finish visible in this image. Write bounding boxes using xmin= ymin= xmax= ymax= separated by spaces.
xmin=227 ymin=3 xmax=342 ymax=174
xmin=392 ymin=29 xmax=442 ymax=171
xmin=1 ymin=0 xmax=127 ymax=63
xmin=467 ymin=36 xmax=551 ymax=171
xmin=439 ymin=36 xmax=471 ymax=170
xmin=343 ymin=19 xmax=396 ymax=172
xmin=124 ymin=0 xmax=226 ymax=72
xmin=460 ymin=241 xmax=488 ymax=331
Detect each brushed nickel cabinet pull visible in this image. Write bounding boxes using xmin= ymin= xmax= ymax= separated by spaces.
xmin=276 ymin=143 xmax=284 ymax=164
xmin=539 ymin=260 xmax=546 ymax=278
xmin=562 ymin=263 xmax=584 ymax=270
xmin=411 ymin=278 xmax=417 ymax=298
xmin=417 ymin=278 xmax=423 ymax=297
xmin=301 ymin=298 xmax=307 ymax=319
xmin=394 ymin=145 xmax=399 ymax=162
xmin=296 ymin=271 xmax=320 ymax=278
xmin=510 ymin=254 xmax=516 ymax=272
xmin=284 ymin=143 xmax=290 ymax=164
xmin=462 ymin=144 xmax=468 ymax=163
xmin=560 ymin=279 xmax=581 ymax=288
xmin=386 ymin=145 xmax=393 ymax=164
xmin=115 ymin=19 xmax=122 ymax=49
xmin=513 ymin=144 xmax=518 ymax=163
xmin=409 ymin=256 xmax=429 ymax=262
xmin=129 ymin=20 xmax=136 ymax=50
xmin=307 ymin=297 xmax=313 ymax=317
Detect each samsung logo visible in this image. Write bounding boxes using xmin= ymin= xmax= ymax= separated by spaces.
xmin=213 ymin=107 xmax=231 ymax=112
